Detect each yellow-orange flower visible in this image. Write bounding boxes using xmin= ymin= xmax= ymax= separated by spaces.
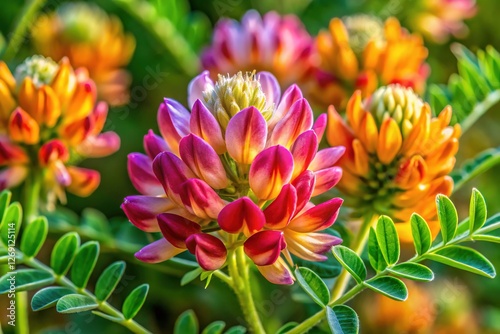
xmin=326 ymin=85 xmax=460 ymax=242
xmin=309 ymin=15 xmax=429 ymax=109
xmin=32 ymin=2 xmax=135 ymax=106
xmin=0 ymin=56 xmax=120 ymax=207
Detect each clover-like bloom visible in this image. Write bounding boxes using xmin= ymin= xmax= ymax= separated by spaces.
xmin=123 ymin=71 xmax=344 ymax=284
xmin=201 ymin=10 xmax=316 ymax=89
xmin=32 ymin=2 xmax=135 ymax=106
xmin=410 ymin=0 xmax=477 ymax=43
xmin=309 ymin=15 xmax=429 ymax=109
xmin=0 ymin=56 xmax=120 ymax=207
xmin=326 ymin=85 xmax=460 ymax=242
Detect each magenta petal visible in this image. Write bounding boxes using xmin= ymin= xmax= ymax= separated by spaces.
xmin=158 ymin=213 xmax=201 ymax=248
xmin=127 ymin=153 xmax=163 ymax=196
xmin=288 ymin=198 xmax=343 ymax=233
xmin=0 ymin=166 xmax=27 ymax=190
xmin=157 ymin=99 xmax=190 ymax=154
xmin=269 ymin=98 xmax=313 ymax=148
xmin=186 ymin=233 xmax=227 ymax=270
xmin=285 ymin=231 xmax=342 ymax=261
xmin=179 ymin=134 xmax=229 ymax=189
xmin=190 ymin=100 xmax=226 ymax=154
xmin=257 ymin=258 xmax=294 ymax=285
xmin=77 ymin=132 xmax=120 ymax=158
xmin=144 ymin=130 xmax=170 ymax=159
xmin=309 ymin=146 xmax=346 ymax=171
xmin=264 ymin=184 xmax=297 ymax=229
xmin=225 ymin=106 xmax=267 ymax=164
xmin=244 ymin=230 xmax=285 ymax=266
xmin=258 ymin=71 xmax=281 ymax=110
xmin=135 ymin=239 xmax=184 ymax=263
xmin=187 ymin=70 xmax=214 ymax=108
xmin=218 ymin=197 xmax=265 ymax=235
xmin=268 ymin=84 xmax=303 ymax=129
xmin=290 ymin=130 xmax=318 ymax=179
xmin=249 ymin=145 xmax=294 ymax=200
xmin=153 ymin=151 xmax=194 ymax=196
xmin=122 ymin=195 xmax=174 ymax=232
xmin=180 ymin=178 xmax=225 ymax=219
xmin=291 ymin=170 xmax=316 ymax=213
xmin=313 ymin=167 xmax=342 ymax=196
xmin=312 ymin=113 xmax=327 ymax=141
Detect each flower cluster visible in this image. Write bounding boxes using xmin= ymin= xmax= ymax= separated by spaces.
xmin=201 ymin=10 xmax=316 ymax=89
xmin=32 ymin=2 xmax=136 ymax=106
xmin=0 ymin=56 xmax=120 ymax=207
xmin=309 ymin=16 xmax=429 ymax=109
xmin=326 ymin=85 xmax=460 ymax=241
xmin=123 ymin=71 xmax=345 ymax=284
xmin=410 ymin=0 xmax=477 ymax=43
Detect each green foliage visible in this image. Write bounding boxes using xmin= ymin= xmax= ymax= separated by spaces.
xmin=410 ymin=213 xmax=432 ymax=255
xmin=56 ymin=294 xmax=98 ymax=313
xmin=428 ymin=45 xmax=500 ymax=132
xmin=451 ymin=147 xmax=500 ymax=191
xmin=0 ymin=269 xmax=54 ymax=293
xmin=71 ymin=241 xmax=100 ymax=288
xmin=368 ymin=228 xmax=387 ymax=272
xmin=364 ymin=276 xmax=408 ymax=301
xmin=388 ymin=263 xmax=434 ymax=282
xmin=425 ymin=246 xmax=496 ymax=278
xmin=470 ymin=188 xmax=487 ymax=233
xmin=174 ymin=310 xmax=199 ymax=334
xmin=0 ymin=202 xmax=22 ymax=246
xmin=436 ymin=194 xmax=458 ymax=244
xmin=201 ymin=320 xmax=226 ymax=334
xmin=375 ymin=216 xmax=400 ymax=265
xmin=332 ymin=246 xmax=367 ymax=283
xmin=31 ymin=287 xmax=74 ymax=311
xmin=95 ymin=261 xmax=126 ymax=301
xmin=20 ymin=216 xmax=48 ymax=258
xmin=326 ymin=305 xmax=359 ymax=334
xmin=122 ymin=284 xmax=149 ymax=319
xmin=50 ymin=232 xmax=80 ymax=276
xmin=295 ymin=267 xmax=330 ymax=307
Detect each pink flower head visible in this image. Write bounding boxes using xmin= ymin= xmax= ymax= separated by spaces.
xmin=123 ymin=71 xmax=344 ymax=284
xmin=201 ymin=10 xmax=316 ymax=89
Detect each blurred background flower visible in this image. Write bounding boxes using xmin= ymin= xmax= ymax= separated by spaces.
xmin=32 ymin=2 xmax=136 ymax=106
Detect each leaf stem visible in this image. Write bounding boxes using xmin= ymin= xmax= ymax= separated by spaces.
xmin=227 ymin=247 xmax=266 ymax=334
xmin=23 ymin=256 xmax=152 ymax=334
xmin=2 ymin=0 xmax=47 ymax=61
xmin=330 ymin=214 xmax=377 ymax=302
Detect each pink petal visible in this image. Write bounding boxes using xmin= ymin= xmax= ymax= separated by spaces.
xmin=77 ymin=132 xmax=120 ymax=158
xmin=225 ymin=106 xmax=267 ymax=164
xmin=312 ymin=167 xmax=342 ymax=197
xmin=180 ymin=178 xmax=225 ymax=219
xmin=0 ymin=166 xmax=28 ymax=190
xmin=186 ymin=233 xmax=227 ymax=270
xmin=152 ymin=151 xmax=194 ymax=196
xmin=258 ymin=71 xmax=280 ymax=110
xmin=290 ymin=130 xmax=318 ymax=179
xmin=309 ymin=147 xmax=345 ymax=171
xmin=218 ymin=197 xmax=265 ymax=235
xmin=244 ymin=230 xmax=285 ymax=266
xmin=268 ymin=84 xmax=303 ymax=130
xmin=144 ymin=130 xmax=170 ymax=159
xmin=312 ymin=113 xmax=327 ymax=141
xmin=190 ymin=100 xmax=226 ymax=154
xmin=187 ymin=71 xmax=214 ymax=108
xmin=90 ymin=102 xmax=108 ymax=135
xmin=157 ymin=98 xmax=190 ymax=154
xmin=127 ymin=153 xmax=163 ymax=196
xmin=122 ymin=195 xmax=174 ymax=232
xmin=66 ymin=167 xmax=100 ymax=197
xmin=269 ymin=98 xmax=313 ymax=148
xmin=291 ymin=170 xmax=316 ymax=213
xmin=285 ymin=230 xmax=342 ymax=262
xmin=158 ymin=213 xmax=201 ymax=248
xmin=53 ymin=160 xmax=71 ymax=187
xmin=264 ymin=184 xmax=297 ymax=229
xmin=288 ymin=198 xmax=343 ymax=233
xmin=179 ymin=134 xmax=229 ymax=189
xmin=249 ymin=145 xmax=294 ymax=200
xmin=135 ymin=239 xmax=184 ymax=263
xmin=257 ymin=257 xmax=294 ymax=285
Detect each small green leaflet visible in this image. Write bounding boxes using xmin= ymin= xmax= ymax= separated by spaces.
xmin=294 ymin=267 xmax=330 ymax=307
xmin=95 ymin=261 xmax=126 ymax=301
xmin=389 ymin=263 xmax=434 ymax=282
xmin=332 ymin=246 xmax=366 ymax=283
xmin=0 ymin=269 xmax=54 ymax=293
xmin=410 ymin=214 xmax=432 ymax=255
xmin=436 ymin=195 xmax=458 ymax=244
xmin=375 ymin=216 xmax=400 ymax=265
xmin=31 ymin=287 xmax=74 ymax=311
xmin=50 ymin=232 xmax=80 ymax=276
xmin=326 ymin=305 xmax=359 ymax=334
xmin=56 ymin=294 xmax=98 ymax=313
xmin=368 ymin=228 xmax=387 ymax=272
xmin=469 ymin=188 xmax=487 ymax=234
xmin=364 ymin=276 xmax=408 ymax=301
xmin=174 ymin=309 xmax=199 ymax=334
xmin=122 ymin=284 xmax=149 ymax=319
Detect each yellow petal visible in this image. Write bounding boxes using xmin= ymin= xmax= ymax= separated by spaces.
xmin=376 ymin=118 xmax=402 ymax=164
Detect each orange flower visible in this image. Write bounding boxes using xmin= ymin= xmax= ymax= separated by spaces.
xmin=0 ymin=56 xmax=120 ymax=207
xmin=326 ymin=85 xmax=460 ymax=242
xmin=32 ymin=2 xmax=135 ymax=106
xmin=309 ymin=15 xmax=429 ymax=109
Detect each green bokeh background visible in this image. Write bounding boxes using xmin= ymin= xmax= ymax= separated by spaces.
xmin=1 ymin=0 xmax=500 ymax=333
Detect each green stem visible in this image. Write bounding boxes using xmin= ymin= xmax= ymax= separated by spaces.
xmin=2 ymin=0 xmax=48 ymax=61
xmin=330 ymin=214 xmax=377 ymax=302
xmin=227 ymin=247 xmax=266 ymax=334
xmin=22 ymin=170 xmax=42 ymax=225
xmin=24 ymin=256 xmax=152 ymax=334
xmin=15 ymin=292 xmax=29 ymax=334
